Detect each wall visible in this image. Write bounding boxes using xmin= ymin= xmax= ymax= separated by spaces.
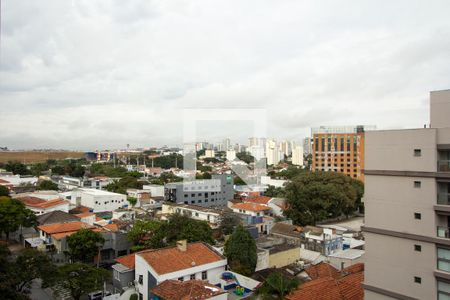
xmin=431 ymin=89 xmax=450 ymax=128
xmin=269 ymin=247 xmax=300 ymax=268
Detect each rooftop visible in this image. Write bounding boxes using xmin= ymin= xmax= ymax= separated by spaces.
xmin=151 ymin=280 xmax=226 ymax=300
xmin=270 ymin=222 xmax=303 ymax=238
xmin=232 ymin=202 xmax=270 ymax=212
xmin=78 ymin=188 xmax=123 ymax=196
xmin=115 ymin=253 xmax=136 ymax=269
xmin=243 ymin=196 xmax=272 ymax=205
xmin=38 ymin=221 xmax=94 ymax=235
xmin=17 ymin=197 xmax=69 ymax=209
xmin=137 ymin=242 xmax=225 ymax=275
xmin=37 ymin=210 xmax=80 ymax=225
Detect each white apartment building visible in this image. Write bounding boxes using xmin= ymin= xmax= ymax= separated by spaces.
xmin=363 ymin=89 xmax=450 ymax=300
xmin=266 ymin=139 xmax=282 ymax=166
xmin=161 ymin=203 xmax=222 ymax=227
xmin=292 ymin=145 xmax=304 ymax=166
xmin=205 ymin=149 xmax=215 ymax=158
xmin=226 ymin=149 xmax=236 ymax=161
xmin=135 ymin=241 xmax=227 ymax=300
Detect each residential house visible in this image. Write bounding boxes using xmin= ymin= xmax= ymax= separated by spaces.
xmin=150 ymin=280 xmax=227 ymax=300
xmin=161 ymin=203 xmax=223 ymax=228
xmin=113 ymin=253 xmax=137 ymax=293
xmin=135 ymin=241 xmax=227 ymax=300
xmin=231 ymin=202 xmax=273 ymax=234
xmin=142 ymin=184 xmax=164 ymax=197
xmin=16 ymin=196 xmax=70 ymax=215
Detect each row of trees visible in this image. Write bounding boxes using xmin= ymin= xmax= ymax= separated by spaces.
xmin=283 ymin=171 xmax=363 ymax=225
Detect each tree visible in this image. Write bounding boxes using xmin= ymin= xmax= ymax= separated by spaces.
xmin=264 ymin=185 xmax=285 ymax=198
xmin=127 ymin=196 xmax=137 ymax=207
xmin=127 ymin=219 xmax=161 ymax=246
xmin=256 ymin=272 xmax=300 ymax=299
xmin=159 ymin=214 xmax=214 ymax=246
xmin=106 ymin=176 xmax=143 ymax=194
xmin=224 ymin=225 xmax=257 ymax=276
xmin=236 ymin=152 xmax=254 ymax=164
xmin=53 ymin=263 xmax=110 ymax=300
xmin=0 ymin=246 xmax=57 ymax=299
xmin=283 ymin=172 xmax=358 ymax=225
xmin=219 ymin=212 xmax=241 ymax=236
xmin=0 ymin=197 xmax=37 ymax=240
xmin=0 ymin=186 xmax=9 ymax=197
xmin=351 ymin=179 xmax=365 ymax=213
xmin=67 ymin=229 xmax=105 ymax=263
xmin=36 ymin=180 xmax=59 ymax=191
xmin=5 ymin=161 xmax=29 ymax=175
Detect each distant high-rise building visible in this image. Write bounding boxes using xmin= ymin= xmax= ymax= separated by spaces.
xmin=311 ymin=125 xmax=375 ymax=181
xmin=303 ymin=137 xmax=312 ymax=155
xmin=363 ymin=90 xmax=450 ymax=300
xmin=226 ymin=149 xmax=236 ymax=161
xmin=222 ymin=138 xmax=231 ymax=151
xmin=266 ymin=139 xmax=282 ymax=166
xmin=292 ymin=146 xmax=304 ymax=166
xmin=279 ymin=140 xmax=291 ymax=157
xmin=248 ymin=145 xmax=265 ymax=161
xmin=204 ymin=149 xmax=215 ymax=158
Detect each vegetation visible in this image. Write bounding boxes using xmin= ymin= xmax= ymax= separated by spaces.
xmin=284 ymin=171 xmax=362 ymax=225
xmin=127 ymin=196 xmax=137 ymax=206
xmin=0 ymin=245 xmax=57 ymax=299
xmin=66 ymin=229 xmax=105 ymax=263
xmin=106 ymin=176 xmax=144 ymax=194
xmin=0 ymin=186 xmax=9 ymax=197
xmin=36 ymin=180 xmax=59 ymax=191
xmin=219 ymin=212 xmax=242 ymax=236
xmin=4 ymin=161 xmax=29 ymax=175
xmin=147 ymin=154 xmax=183 ymax=169
xmin=269 ymin=165 xmax=307 ymax=180
xmin=0 ymin=197 xmax=37 ymax=240
xmin=256 ymin=272 xmax=300 ymax=299
xmin=129 ymin=214 xmax=214 ymax=251
xmin=264 ymin=185 xmax=285 ymax=198
xmin=53 ymin=263 xmax=110 ymax=300
xmin=236 ymin=152 xmax=254 ymax=164
xmin=149 ymin=172 xmax=183 ymax=185
xmin=224 ymin=225 xmax=257 ymax=276
xmin=89 ymin=163 xmax=129 ymax=178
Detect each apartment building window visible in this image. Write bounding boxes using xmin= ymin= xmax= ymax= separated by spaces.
xmin=414 ymin=244 xmax=422 ymax=252
xmin=138 ymin=275 xmax=143 ymax=285
xmin=438 ymin=280 xmax=450 ymax=299
xmin=321 ymin=137 xmax=325 ymax=152
xmin=414 ymin=149 xmax=422 ymax=157
xmin=190 ymin=274 xmax=196 ymax=280
xmin=327 ymin=137 xmax=331 ymax=152
xmin=438 ymin=248 xmax=450 ymax=272
xmin=414 ymin=181 xmax=421 ymax=188
xmin=139 ymin=293 xmax=143 ymax=300
xmin=340 ymin=137 xmax=345 ymax=151
xmin=414 ymin=276 xmax=421 ymax=284
xmin=178 ymin=277 xmax=184 ymax=281
xmin=202 ymin=271 xmax=207 ymax=280
xmin=414 ymin=212 xmax=421 ymax=220
xmin=184 ymin=201 xmax=188 ymax=204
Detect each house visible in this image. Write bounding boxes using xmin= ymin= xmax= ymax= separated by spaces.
xmin=135 ymin=241 xmax=227 ymax=300
xmin=0 ymin=174 xmax=38 ymax=187
xmin=64 ymin=188 xmax=129 ymax=212
xmin=161 ymin=203 xmax=223 ymax=228
xmin=37 ymin=210 xmax=80 ymax=225
xmin=16 ymin=196 xmax=70 ymax=215
xmin=142 ymin=184 xmax=164 ymax=197
xmin=13 ymin=190 xmax=61 ymax=201
xmin=255 ymin=236 xmax=301 ymax=269
xmin=143 ymin=167 xmax=162 ymax=177
xmin=327 ymin=249 xmax=365 ymax=271
xmin=150 ymin=280 xmax=227 ymax=300
xmin=231 ymin=202 xmax=269 ymax=217
xmin=286 ymin=262 xmax=364 ymax=300
xmin=113 ymin=253 xmax=137 ymax=293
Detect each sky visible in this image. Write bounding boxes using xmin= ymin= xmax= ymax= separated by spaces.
xmin=1 ymin=0 xmax=450 ymax=150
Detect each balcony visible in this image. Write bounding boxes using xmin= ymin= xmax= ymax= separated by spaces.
xmin=438 ymin=160 xmax=450 ymax=172
xmin=438 ymin=193 xmax=450 ymax=205
xmin=437 ymin=226 xmax=450 ymax=239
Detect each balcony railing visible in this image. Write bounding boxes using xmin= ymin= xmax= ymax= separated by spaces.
xmin=437 ymin=226 xmax=450 ymax=239
xmin=438 ymin=160 xmax=450 ymax=172
xmin=438 ymin=193 xmax=450 ymax=205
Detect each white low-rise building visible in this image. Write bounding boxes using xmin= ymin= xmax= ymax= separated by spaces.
xmin=161 ymin=203 xmax=222 ymax=227
xmin=135 ymin=241 xmax=227 ymax=300
xmin=16 ymin=196 xmax=70 ymax=215
xmin=65 ymin=188 xmax=129 ymax=212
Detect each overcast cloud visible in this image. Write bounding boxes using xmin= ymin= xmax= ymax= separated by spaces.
xmin=1 ymin=0 xmax=450 ymax=150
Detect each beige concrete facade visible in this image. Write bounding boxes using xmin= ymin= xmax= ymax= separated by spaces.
xmin=363 ymin=89 xmax=450 ymax=300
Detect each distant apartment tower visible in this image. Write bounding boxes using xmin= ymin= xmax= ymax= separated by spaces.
xmin=363 ymin=89 xmax=450 ymax=300
xmin=266 ymin=139 xmax=282 ymax=166
xmin=164 ymin=174 xmax=234 ymax=207
xmin=303 ymin=137 xmax=312 ymax=155
xmin=292 ymin=146 xmax=304 ymax=166
xmin=311 ymin=126 xmax=374 ymax=181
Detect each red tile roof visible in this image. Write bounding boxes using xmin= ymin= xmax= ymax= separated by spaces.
xmin=75 ymin=212 xmax=95 ymax=218
xmin=244 ymin=196 xmax=272 ymax=205
xmin=17 ymin=196 xmax=46 ymax=206
xmin=17 ymin=197 xmax=68 ymax=209
xmin=151 ymin=280 xmax=226 ymax=300
xmin=116 ymin=253 xmax=136 ymax=269
xmin=0 ymin=179 xmax=11 ymax=184
xmin=306 ymin=262 xmax=341 ymax=280
xmin=38 ymin=221 xmax=94 ymax=234
xmin=138 ymin=242 xmax=225 ymax=275
xmin=286 ymin=263 xmax=364 ymax=300
xmin=37 ymin=199 xmax=69 ymax=209
xmin=232 ymin=202 xmax=270 ymax=212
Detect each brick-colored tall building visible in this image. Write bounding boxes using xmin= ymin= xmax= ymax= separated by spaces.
xmin=311 ymin=126 xmax=375 ymax=181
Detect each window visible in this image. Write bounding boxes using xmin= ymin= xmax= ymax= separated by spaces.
xmin=438 ymin=280 xmax=450 ymax=299
xmin=184 ymin=194 xmax=188 ymax=198
xmin=190 ymin=274 xmax=196 ymax=280
xmin=438 ymin=248 xmax=450 ymax=272
xmin=138 ymin=275 xmax=143 ymax=285
xmin=191 ymin=193 xmax=195 ymax=197
xmin=202 ymin=271 xmax=207 ymax=280
xmin=178 ymin=277 xmax=184 ymax=281
xmin=114 ymin=270 xmax=120 ymax=280
xmin=139 ymin=293 xmax=143 ymax=300
xmin=414 ymin=181 xmax=421 ymax=188
xmin=414 ymin=244 xmax=422 ymax=252
xmin=414 ymin=213 xmax=421 ymax=220
xmin=414 ymin=149 xmax=422 ymax=157
xmin=414 ymin=276 xmax=421 ymax=284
